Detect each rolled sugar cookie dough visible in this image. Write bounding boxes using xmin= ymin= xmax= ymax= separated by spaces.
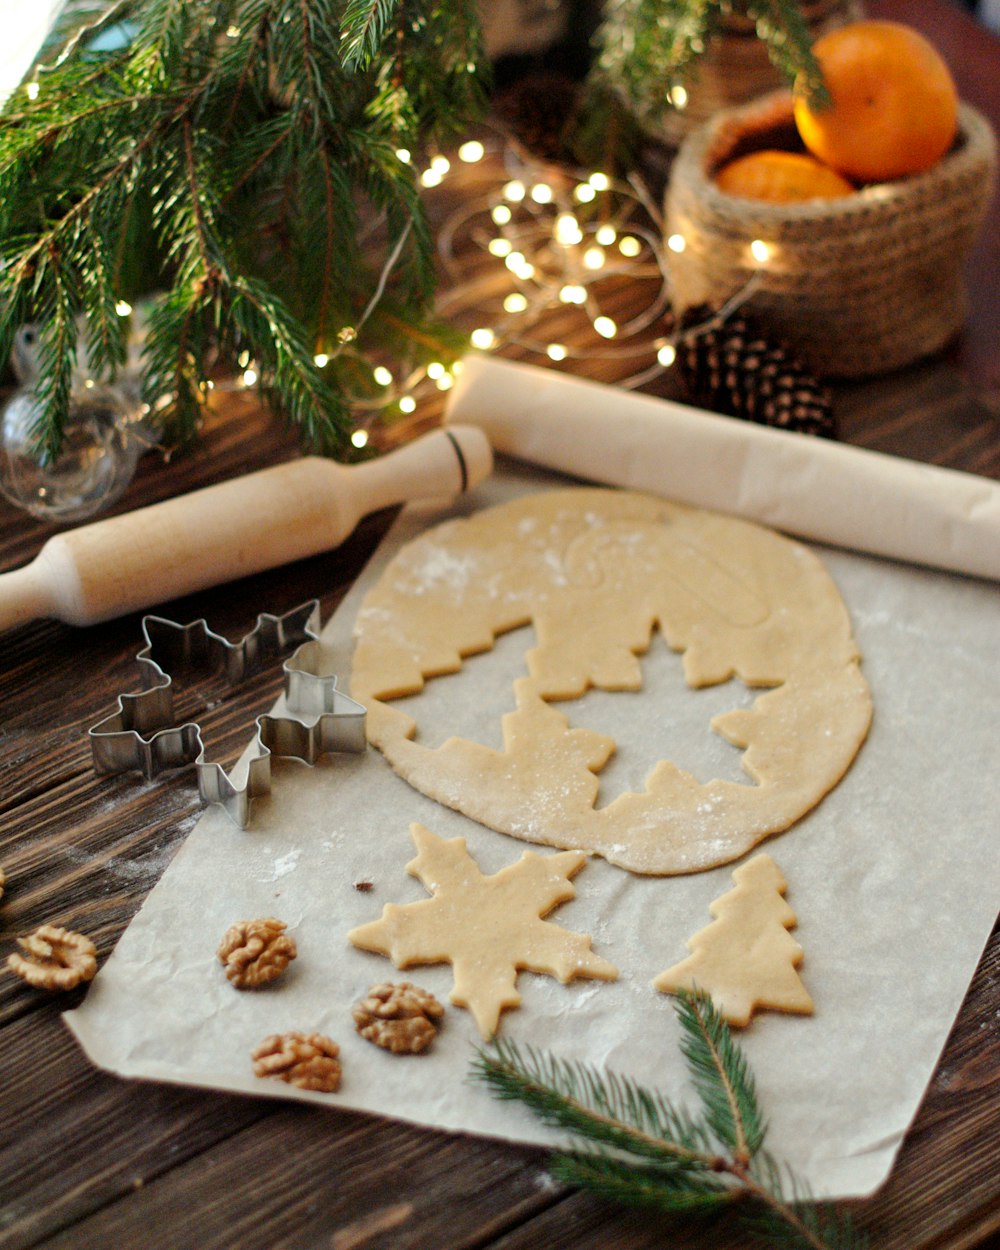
xmin=350 ymin=488 xmax=872 ymax=875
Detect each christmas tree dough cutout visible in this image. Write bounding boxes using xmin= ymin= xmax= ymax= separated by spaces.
xmin=348 ymin=823 xmax=618 ymax=1038
xmin=653 ymin=853 xmax=813 ymax=1027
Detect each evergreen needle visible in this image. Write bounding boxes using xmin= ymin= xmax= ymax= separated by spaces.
xmin=0 ymin=0 xmax=488 ymax=458
xmin=471 ymin=991 xmax=867 ymax=1250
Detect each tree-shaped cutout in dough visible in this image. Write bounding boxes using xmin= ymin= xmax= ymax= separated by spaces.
xmin=348 ymin=823 xmax=618 ymax=1038
xmin=351 ymin=490 xmax=873 ymax=876
xmin=653 ymin=853 xmax=813 ymax=1027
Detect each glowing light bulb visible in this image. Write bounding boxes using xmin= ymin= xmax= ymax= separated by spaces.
xmin=582 ymin=246 xmax=605 ymax=270
xmin=667 ymin=233 xmax=686 ymax=253
xmin=458 ymin=140 xmax=485 ymax=163
xmin=115 ymin=300 xmax=132 ymax=317
xmin=399 ymin=395 xmax=416 ymax=413
xmin=589 ymin=172 xmax=610 ymax=191
xmin=574 ymin=183 xmax=597 ymax=203
xmin=488 ymin=238 xmax=513 ymax=257
xmin=491 ymin=204 xmax=512 ymax=225
xmin=373 ymin=366 xmax=393 ymax=386
xmin=504 ymin=293 xmax=529 ymax=313
xmin=25 ymin=82 xmax=40 ymax=100
xmin=238 ymin=350 xmax=251 ymax=368
xmin=594 ymin=316 xmax=617 ymax=339
xmin=595 ymin=225 xmax=616 ymax=246
xmin=505 ymin=251 xmax=526 ymax=272
xmin=426 ymin=361 xmax=446 ymax=379
xmin=436 ymin=373 xmax=454 ymax=391
xmin=559 ymin=285 xmax=587 ymax=305
xmin=313 ymin=352 xmax=329 ymax=367
xmin=242 ymin=368 xmax=258 ymax=387
xmin=669 ymin=84 xmax=689 ymax=109
xmin=351 ymin=429 xmax=369 ymax=448
xmin=470 ymin=328 xmax=495 ymax=350
xmin=226 ymin=25 xmax=240 ymax=38
xmin=430 ymin=155 xmax=450 ymax=175
xmin=395 ymin=148 xmax=412 ymax=163
xmin=503 ymin=180 xmax=526 ymax=202
xmin=750 ymin=239 xmax=772 ymax=263
xmin=619 ymin=235 xmax=642 ymax=258
xmin=530 ymin=183 xmax=553 ymax=204
xmin=657 ymin=343 xmax=677 ymax=367
xmin=547 ymin=344 xmax=567 ymax=361
xmin=554 ymin=214 xmax=583 ymax=246
xmin=420 ymin=168 xmax=443 ymax=188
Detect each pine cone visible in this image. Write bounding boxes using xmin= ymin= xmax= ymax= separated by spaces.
xmin=673 ymin=303 xmax=835 ymax=438
xmin=493 ymin=73 xmax=582 ymax=163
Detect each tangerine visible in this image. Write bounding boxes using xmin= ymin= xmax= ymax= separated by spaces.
xmin=714 ymin=149 xmax=855 ymax=202
xmin=793 ymin=20 xmax=958 ymax=182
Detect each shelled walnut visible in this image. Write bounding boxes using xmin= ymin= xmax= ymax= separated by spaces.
xmin=217 ymin=917 xmax=297 ymax=988
xmin=251 ymin=1031 xmax=342 ymax=1092
xmin=7 ymin=924 xmax=97 ymax=991
xmin=353 ymin=981 xmax=445 ymax=1055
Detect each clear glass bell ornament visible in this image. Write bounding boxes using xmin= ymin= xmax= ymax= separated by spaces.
xmin=0 ymin=382 xmax=147 ymax=523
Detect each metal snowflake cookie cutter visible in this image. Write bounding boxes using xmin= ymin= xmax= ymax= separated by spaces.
xmin=88 ymin=600 xmax=366 ymax=827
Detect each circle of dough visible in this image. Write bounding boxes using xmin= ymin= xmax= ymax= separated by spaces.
xmin=350 ymin=488 xmax=872 ymax=875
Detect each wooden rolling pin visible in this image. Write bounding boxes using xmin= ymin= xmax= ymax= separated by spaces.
xmin=0 ymin=425 xmax=492 ymax=630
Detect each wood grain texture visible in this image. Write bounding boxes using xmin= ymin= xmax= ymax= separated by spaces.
xmin=1 ymin=2 xmax=998 ymax=1245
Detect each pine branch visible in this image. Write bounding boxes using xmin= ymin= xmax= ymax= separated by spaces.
xmin=551 ymin=1149 xmax=734 ymax=1214
xmin=746 ymin=0 xmax=830 ymax=107
xmin=471 ymin=991 xmax=867 ymax=1250
xmin=676 ymin=985 xmax=766 ymax=1163
xmin=340 ymin=0 xmax=398 ymax=72
xmin=593 ymin=0 xmax=828 ymax=121
xmin=0 ymin=0 xmax=488 ymax=460
xmin=472 ymin=1036 xmax=716 ymax=1172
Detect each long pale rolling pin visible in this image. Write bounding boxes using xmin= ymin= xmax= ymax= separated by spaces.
xmin=445 ymin=355 xmax=1000 ymax=582
xmin=0 ymin=425 xmax=492 ymax=630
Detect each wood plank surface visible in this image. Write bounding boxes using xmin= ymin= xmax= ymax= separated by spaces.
xmin=1 ymin=1 xmax=998 ymax=1247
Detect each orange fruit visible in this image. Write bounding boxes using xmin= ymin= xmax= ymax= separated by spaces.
xmin=793 ymin=20 xmax=958 ymax=183
xmin=714 ymin=149 xmax=855 ymax=202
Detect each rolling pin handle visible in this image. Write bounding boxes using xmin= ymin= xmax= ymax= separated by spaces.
xmin=0 ymin=563 xmax=55 ymax=632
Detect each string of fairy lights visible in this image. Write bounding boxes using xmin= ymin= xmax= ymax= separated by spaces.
xmin=318 ymin=135 xmax=774 ymax=449
xmin=20 ymin=65 xmax=777 ymax=451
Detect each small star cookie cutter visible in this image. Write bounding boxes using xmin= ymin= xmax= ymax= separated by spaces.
xmin=88 ymin=600 xmax=366 ymax=828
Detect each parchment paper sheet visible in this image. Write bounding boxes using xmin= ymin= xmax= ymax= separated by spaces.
xmin=66 ymin=460 xmax=1000 ymax=1200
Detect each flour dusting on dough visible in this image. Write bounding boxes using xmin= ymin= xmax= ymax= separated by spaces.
xmin=351 ymin=489 xmax=872 ymax=875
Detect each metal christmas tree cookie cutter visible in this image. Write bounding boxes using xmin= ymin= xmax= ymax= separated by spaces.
xmin=88 ymin=600 xmax=366 ymax=827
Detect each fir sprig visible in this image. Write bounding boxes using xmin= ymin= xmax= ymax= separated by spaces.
xmin=472 ymin=990 xmax=866 ymax=1250
xmin=0 ymin=0 xmax=488 ymax=459
xmin=593 ymin=0 xmax=829 ymax=125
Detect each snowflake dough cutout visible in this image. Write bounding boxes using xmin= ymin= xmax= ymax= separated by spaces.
xmin=347 ymin=823 xmax=618 ymax=1038
xmin=351 ymin=488 xmax=873 ymax=876
xmin=653 ymin=853 xmax=813 ymax=1027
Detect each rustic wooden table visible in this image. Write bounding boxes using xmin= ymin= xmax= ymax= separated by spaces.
xmin=1 ymin=1 xmax=997 ymax=1247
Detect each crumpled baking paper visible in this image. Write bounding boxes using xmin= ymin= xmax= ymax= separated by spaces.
xmin=66 ymin=461 xmax=999 ymax=1200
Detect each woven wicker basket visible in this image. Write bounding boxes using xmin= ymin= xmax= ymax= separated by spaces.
xmin=665 ymin=92 xmax=998 ymax=378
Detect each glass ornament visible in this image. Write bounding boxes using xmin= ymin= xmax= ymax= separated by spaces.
xmin=0 ymin=383 xmax=148 ymax=523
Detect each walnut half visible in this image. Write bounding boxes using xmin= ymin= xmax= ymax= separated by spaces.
xmin=353 ymin=981 xmax=445 ymax=1055
xmin=251 ymin=1031 xmax=342 ymax=1092
xmin=217 ymin=917 xmax=297 ymax=989
xmin=7 ymin=924 xmax=97 ymax=991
